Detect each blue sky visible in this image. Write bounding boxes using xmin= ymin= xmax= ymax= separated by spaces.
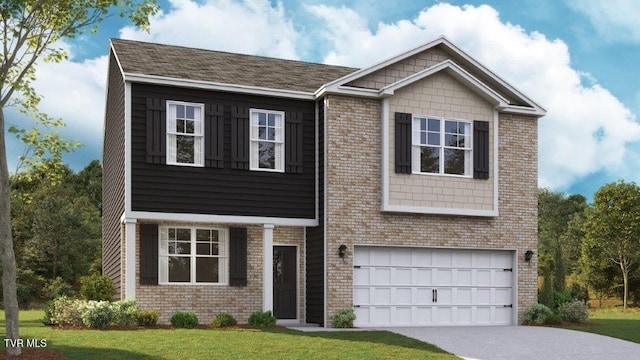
xmin=6 ymin=0 xmax=640 ymax=200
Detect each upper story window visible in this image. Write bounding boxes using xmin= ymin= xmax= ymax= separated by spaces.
xmin=166 ymin=101 xmax=204 ymax=166
xmin=412 ymin=116 xmax=472 ymax=176
xmin=158 ymin=226 xmax=227 ymax=284
xmin=250 ymin=109 xmax=284 ymax=172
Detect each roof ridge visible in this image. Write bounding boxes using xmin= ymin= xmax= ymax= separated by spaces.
xmin=110 ymin=38 xmax=358 ymax=71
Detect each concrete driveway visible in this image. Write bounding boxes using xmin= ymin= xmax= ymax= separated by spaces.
xmin=376 ymin=326 xmax=640 ymax=360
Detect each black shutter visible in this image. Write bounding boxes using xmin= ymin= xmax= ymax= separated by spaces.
xmin=205 ymin=104 xmax=225 ymax=168
xmin=473 ymin=120 xmax=490 ymax=179
xmin=139 ymin=224 xmax=159 ymax=285
xmin=146 ymin=98 xmax=166 ymax=164
xmin=285 ymin=111 xmax=303 ymax=173
xmin=229 ymin=227 xmax=248 ymax=287
xmin=395 ymin=112 xmax=412 ymax=174
xmin=231 ymin=106 xmax=249 ymax=170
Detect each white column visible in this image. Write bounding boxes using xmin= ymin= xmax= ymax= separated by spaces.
xmin=124 ymin=218 xmax=137 ymax=300
xmin=263 ymin=224 xmax=274 ymax=312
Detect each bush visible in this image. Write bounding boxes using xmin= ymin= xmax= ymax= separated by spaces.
xmin=544 ymin=313 xmax=562 ymax=325
xmin=559 ymin=300 xmax=588 ymax=323
xmin=81 ymin=301 xmax=116 ymax=329
xmin=111 ymin=300 xmax=139 ymax=326
xmin=135 ymin=309 xmax=160 ymax=326
xmin=211 ymin=313 xmax=237 ymax=328
xmin=47 ymin=296 xmax=84 ymax=326
xmin=332 ymin=308 xmax=356 ymax=328
xmin=553 ymin=291 xmax=573 ymax=310
xmin=248 ymin=310 xmax=276 ymax=328
xmin=46 ymin=277 xmax=74 ymax=299
xmin=171 ymin=311 xmax=199 ymax=328
xmin=524 ymin=303 xmax=553 ymax=325
xmin=569 ymin=283 xmax=588 ymax=304
xmin=17 ymin=269 xmax=46 ymax=309
xmin=41 ymin=300 xmax=54 ymax=326
xmin=80 ymin=274 xmax=115 ymax=301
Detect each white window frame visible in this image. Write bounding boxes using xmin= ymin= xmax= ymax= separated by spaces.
xmin=249 ymin=108 xmax=285 ymax=173
xmin=166 ymin=100 xmax=205 ymax=167
xmin=158 ymin=226 xmax=228 ymax=285
xmin=412 ymin=116 xmax=473 ymax=177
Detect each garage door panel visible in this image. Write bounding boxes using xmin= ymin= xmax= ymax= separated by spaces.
xmin=353 ymin=246 xmax=514 ymax=327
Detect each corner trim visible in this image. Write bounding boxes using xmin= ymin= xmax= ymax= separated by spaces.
xmin=125 ymin=211 xmax=318 ymax=226
xmin=124 ymin=82 xmax=132 ymax=214
xmin=381 ymin=98 xmax=390 ymax=212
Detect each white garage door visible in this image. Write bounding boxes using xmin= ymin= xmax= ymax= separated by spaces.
xmin=353 ymin=246 xmax=514 ymax=326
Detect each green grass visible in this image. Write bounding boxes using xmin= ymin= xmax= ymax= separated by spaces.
xmin=1 ymin=311 xmax=460 ymax=359
xmin=565 ymin=308 xmax=640 ymax=344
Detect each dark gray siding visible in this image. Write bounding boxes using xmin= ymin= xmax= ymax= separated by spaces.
xmin=130 ymin=84 xmax=316 ymax=219
xmin=102 ymin=52 xmax=125 ymax=298
xmin=305 ymin=99 xmax=325 ymax=325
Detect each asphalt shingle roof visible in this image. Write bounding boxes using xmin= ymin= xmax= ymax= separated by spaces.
xmin=111 ymin=38 xmax=358 ymax=93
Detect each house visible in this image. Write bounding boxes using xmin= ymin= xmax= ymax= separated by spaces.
xmin=103 ymin=36 xmax=544 ymax=327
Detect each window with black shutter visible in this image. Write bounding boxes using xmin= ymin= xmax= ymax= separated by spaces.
xmin=205 ymin=103 xmax=224 ymax=168
xmin=229 ymin=227 xmax=248 ymax=286
xmin=285 ymin=111 xmax=303 ymax=173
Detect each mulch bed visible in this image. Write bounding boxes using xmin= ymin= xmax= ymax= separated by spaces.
xmin=0 ymin=349 xmax=66 ymax=360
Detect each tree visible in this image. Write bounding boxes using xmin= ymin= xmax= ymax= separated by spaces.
xmin=538 ymin=189 xmax=587 ymax=298
xmin=0 ymin=1 xmax=157 ymax=355
xmin=582 ymin=181 xmax=640 ymax=309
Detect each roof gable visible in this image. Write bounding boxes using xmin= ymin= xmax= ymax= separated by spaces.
xmin=319 ymin=36 xmax=545 ymax=116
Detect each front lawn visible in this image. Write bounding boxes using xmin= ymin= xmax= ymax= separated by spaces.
xmin=565 ymin=308 xmax=640 ymax=344
xmin=1 ymin=311 xmax=459 ymax=359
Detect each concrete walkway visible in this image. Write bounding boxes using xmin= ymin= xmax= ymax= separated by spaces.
xmin=376 ymin=326 xmax=640 ymax=360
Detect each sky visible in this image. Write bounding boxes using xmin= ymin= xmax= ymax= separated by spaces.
xmin=5 ymin=0 xmax=640 ymax=200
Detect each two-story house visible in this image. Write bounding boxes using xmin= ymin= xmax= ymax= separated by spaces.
xmin=103 ymin=36 xmax=544 ymax=327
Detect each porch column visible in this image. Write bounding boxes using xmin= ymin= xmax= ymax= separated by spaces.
xmin=124 ymin=218 xmax=137 ymax=300
xmin=263 ymin=224 xmax=274 ymax=312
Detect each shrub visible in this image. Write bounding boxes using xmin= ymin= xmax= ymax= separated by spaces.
xmin=81 ymin=301 xmax=116 ymax=329
xmin=112 ymin=300 xmax=139 ymax=326
xmin=332 ymin=308 xmax=356 ymax=328
xmin=41 ymin=300 xmax=54 ymax=326
xmin=248 ymin=310 xmax=276 ymax=328
xmin=17 ymin=269 xmax=46 ymax=309
xmin=211 ymin=313 xmax=237 ymax=328
xmin=80 ymin=274 xmax=115 ymax=301
xmin=524 ymin=303 xmax=553 ymax=325
xmin=569 ymin=283 xmax=589 ymax=304
xmin=544 ymin=313 xmax=562 ymax=325
xmin=47 ymin=296 xmax=84 ymax=326
xmin=559 ymin=300 xmax=588 ymax=323
xmin=553 ymin=291 xmax=573 ymax=310
xmin=46 ymin=277 xmax=74 ymax=299
xmin=135 ymin=309 xmax=160 ymax=326
xmin=171 ymin=311 xmax=199 ymax=328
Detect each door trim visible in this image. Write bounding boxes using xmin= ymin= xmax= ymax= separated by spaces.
xmin=273 ymin=244 xmax=300 ymax=321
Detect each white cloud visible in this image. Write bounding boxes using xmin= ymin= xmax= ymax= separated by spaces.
xmin=569 ymin=0 xmax=640 ymax=43
xmin=307 ymin=3 xmax=640 ymax=189
xmin=119 ymin=0 xmax=300 ymax=59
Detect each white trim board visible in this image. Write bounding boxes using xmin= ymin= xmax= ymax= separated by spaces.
xmin=126 ymin=211 xmax=317 ymax=227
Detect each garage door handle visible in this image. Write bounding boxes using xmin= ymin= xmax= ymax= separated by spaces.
xmin=435 ymin=289 xmax=438 ymax=303
xmin=432 ymin=289 xmax=438 ymax=303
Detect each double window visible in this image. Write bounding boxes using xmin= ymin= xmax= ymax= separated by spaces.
xmin=158 ymin=226 xmax=227 ymax=284
xmin=250 ymin=109 xmax=284 ymax=172
xmin=166 ymin=101 xmax=204 ymax=166
xmin=413 ymin=116 xmax=472 ymax=176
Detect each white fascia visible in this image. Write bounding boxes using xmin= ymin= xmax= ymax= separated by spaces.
xmin=128 ymin=211 xmax=318 ymax=227
xmin=124 ymin=73 xmax=315 ymax=101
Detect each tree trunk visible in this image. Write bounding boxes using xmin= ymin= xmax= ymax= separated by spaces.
xmin=621 ymin=262 xmax=628 ymax=310
xmin=0 ymin=107 xmax=21 ymax=355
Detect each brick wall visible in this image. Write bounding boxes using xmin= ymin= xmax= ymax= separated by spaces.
xmin=134 ymin=222 xmax=305 ymax=324
xmin=324 ymin=94 xmax=538 ymax=325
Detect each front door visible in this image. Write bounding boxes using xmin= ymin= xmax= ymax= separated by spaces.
xmin=273 ymin=246 xmax=297 ymax=319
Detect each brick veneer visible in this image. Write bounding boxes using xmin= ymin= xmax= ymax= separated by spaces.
xmin=324 ymin=94 xmax=538 ymax=325
xmin=134 ymin=222 xmax=305 ymax=324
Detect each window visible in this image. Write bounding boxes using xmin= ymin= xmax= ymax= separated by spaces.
xmin=250 ymin=109 xmax=284 ymax=172
xmin=167 ymin=101 xmax=204 ymax=166
xmin=412 ymin=116 xmax=472 ymax=176
xmin=159 ymin=226 xmax=227 ymax=284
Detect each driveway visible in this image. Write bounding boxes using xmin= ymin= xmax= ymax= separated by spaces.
xmin=376 ymin=326 xmax=640 ymax=360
